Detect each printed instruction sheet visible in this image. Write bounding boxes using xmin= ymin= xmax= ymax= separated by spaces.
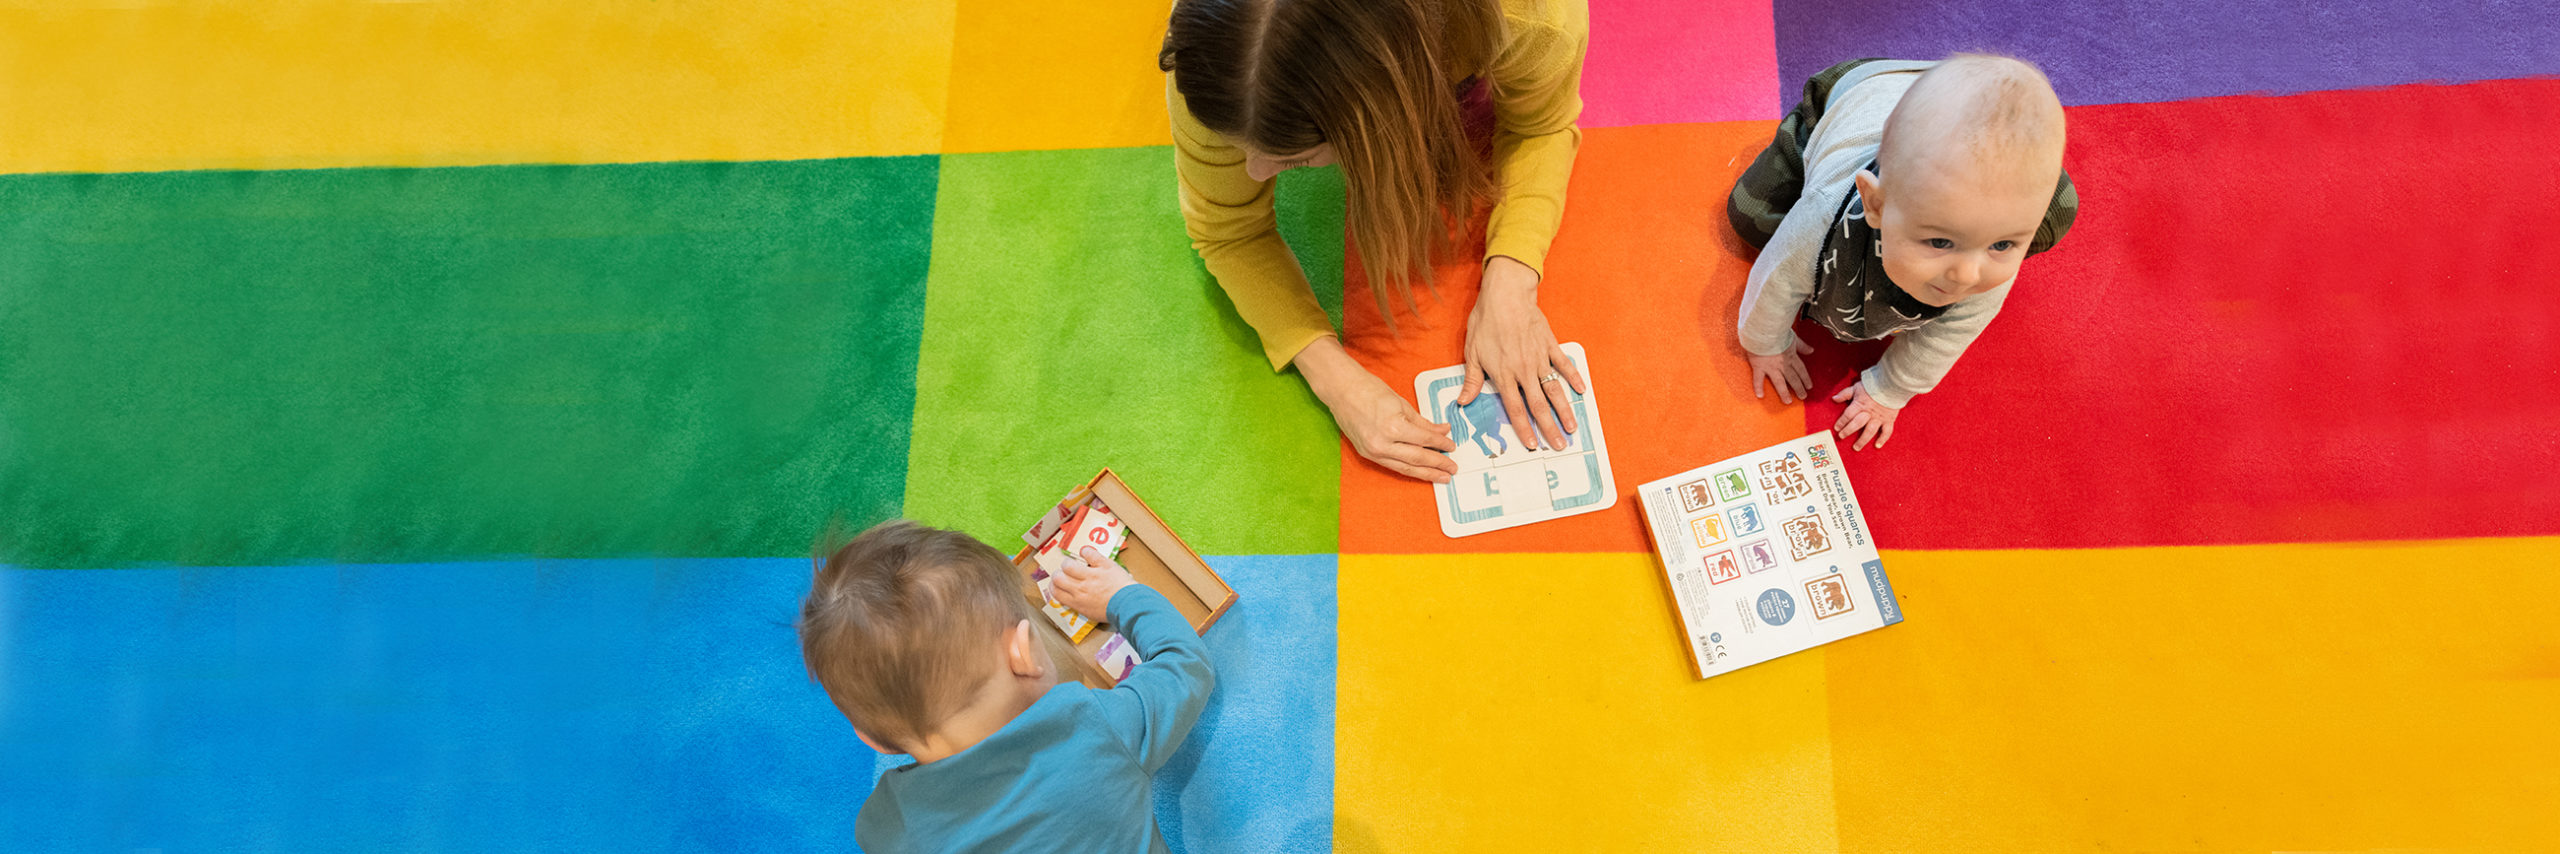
xmin=1639 ymin=431 xmax=1904 ymax=679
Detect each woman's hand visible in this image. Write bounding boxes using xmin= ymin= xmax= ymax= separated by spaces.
xmin=1296 ymin=337 xmax=1459 ymax=482
xmin=1461 ymin=256 xmax=1586 ymax=450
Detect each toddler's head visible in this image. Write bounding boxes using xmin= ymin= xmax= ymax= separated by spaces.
xmin=798 ymin=520 xmax=1061 ymax=756
xmin=1857 ymin=54 xmax=2066 ymax=306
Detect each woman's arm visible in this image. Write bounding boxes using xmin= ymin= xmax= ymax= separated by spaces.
xmin=1169 ymin=76 xmax=1336 ymax=371
xmin=1458 ymin=0 xmax=1591 ymax=451
xmin=1480 ymin=0 xmax=1588 ymax=274
xmin=1172 ymin=76 xmax=1458 ymax=482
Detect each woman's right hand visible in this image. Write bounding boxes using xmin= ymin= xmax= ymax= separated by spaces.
xmin=1295 ymin=337 xmax=1458 ymax=483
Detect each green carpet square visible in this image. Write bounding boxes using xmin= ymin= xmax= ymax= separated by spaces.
xmin=0 ymin=158 xmax=939 ymax=567
xmin=904 ymin=147 xmax=1342 ymax=554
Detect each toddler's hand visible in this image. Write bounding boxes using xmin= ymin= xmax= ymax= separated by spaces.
xmin=1052 ymin=546 xmax=1138 ymax=621
xmin=1749 ymin=338 xmax=1815 ymax=404
xmin=1831 ymin=381 xmax=1901 ymax=450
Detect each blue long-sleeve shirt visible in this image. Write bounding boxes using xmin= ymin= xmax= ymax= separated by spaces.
xmin=854 ymin=584 xmax=1216 ymax=853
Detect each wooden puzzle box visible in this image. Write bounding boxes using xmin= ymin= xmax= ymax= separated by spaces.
xmin=1010 ymin=469 xmax=1237 ymax=688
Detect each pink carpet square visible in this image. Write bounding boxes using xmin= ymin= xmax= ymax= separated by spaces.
xmin=1582 ymin=0 xmax=1779 ymax=127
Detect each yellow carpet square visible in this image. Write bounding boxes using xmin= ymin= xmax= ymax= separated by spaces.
xmin=1829 ymin=538 xmax=2560 ymax=852
xmin=1338 ymin=552 xmax=1841 ymax=852
xmin=941 ymin=0 xmax=1174 ymax=153
xmin=0 ymin=0 xmax=955 ymax=173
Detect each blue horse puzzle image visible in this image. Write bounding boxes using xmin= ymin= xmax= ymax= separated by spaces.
xmin=1413 ymin=342 xmax=1617 ymax=538
xmin=1728 ymin=502 xmax=1765 ymax=536
xmin=1445 ymin=392 xmax=1512 ymax=457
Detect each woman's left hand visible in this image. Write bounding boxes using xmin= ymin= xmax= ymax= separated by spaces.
xmin=1460 ymin=255 xmax=1587 ymax=450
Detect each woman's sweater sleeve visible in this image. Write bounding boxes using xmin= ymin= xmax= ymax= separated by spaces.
xmin=1481 ymin=0 xmax=1588 ymax=275
xmin=1169 ymin=76 xmax=1337 ymax=371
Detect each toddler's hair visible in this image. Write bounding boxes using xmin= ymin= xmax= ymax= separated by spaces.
xmin=799 ymin=519 xmax=1036 ymax=751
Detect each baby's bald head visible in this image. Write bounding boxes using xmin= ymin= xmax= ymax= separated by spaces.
xmin=1877 ymin=54 xmax=2065 ymax=196
xmin=1854 ymin=54 xmax=2067 ymax=307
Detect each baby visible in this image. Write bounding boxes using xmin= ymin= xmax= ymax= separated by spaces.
xmin=798 ymin=519 xmax=1214 ymax=853
xmin=1728 ymin=54 xmax=2078 ymax=449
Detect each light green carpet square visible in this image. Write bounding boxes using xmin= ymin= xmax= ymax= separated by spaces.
xmin=904 ymin=147 xmax=1343 ymax=554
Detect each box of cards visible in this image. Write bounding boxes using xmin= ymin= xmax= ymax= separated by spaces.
xmin=1636 ymin=432 xmax=1904 ymax=680
xmin=1011 ymin=469 xmax=1238 ymax=689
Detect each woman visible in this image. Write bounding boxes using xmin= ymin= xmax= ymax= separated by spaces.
xmin=1160 ymin=0 xmax=1589 ymax=483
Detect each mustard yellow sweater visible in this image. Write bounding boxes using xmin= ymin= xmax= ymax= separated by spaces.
xmin=1169 ymin=0 xmax=1589 ymax=370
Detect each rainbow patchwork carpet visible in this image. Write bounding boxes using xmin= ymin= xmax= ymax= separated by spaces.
xmin=4 ymin=1 xmax=2555 ymax=850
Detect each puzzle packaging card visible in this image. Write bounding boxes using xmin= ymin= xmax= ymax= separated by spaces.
xmin=1639 ymin=432 xmax=1903 ymax=679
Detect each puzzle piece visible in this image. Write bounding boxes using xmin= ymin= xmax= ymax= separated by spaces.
xmin=1093 ymin=634 xmax=1141 ymax=681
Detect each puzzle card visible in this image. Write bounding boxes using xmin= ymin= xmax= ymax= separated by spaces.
xmin=1030 ymin=526 xmax=1071 ymax=576
xmin=1413 ymin=342 xmax=1616 ymax=538
xmin=1638 ymin=432 xmax=1902 ymax=680
xmin=1093 ymin=634 xmax=1141 ymax=682
xmin=1028 ymin=566 xmax=1095 ymax=643
xmin=1020 ymin=485 xmax=1095 ymax=547
xmin=1061 ymin=505 xmax=1128 ymax=561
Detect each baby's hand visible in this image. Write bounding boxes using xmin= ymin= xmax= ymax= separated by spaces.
xmin=1051 ymin=546 xmax=1138 ymax=621
xmin=1748 ymin=338 xmax=1815 ymax=404
xmin=1830 ymin=380 xmax=1901 ymax=450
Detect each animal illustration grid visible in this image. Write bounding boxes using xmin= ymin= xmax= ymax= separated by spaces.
xmin=2 ymin=1 xmax=2556 ymax=851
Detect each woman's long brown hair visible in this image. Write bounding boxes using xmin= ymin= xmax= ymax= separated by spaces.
xmin=1162 ymin=0 xmax=1504 ymax=323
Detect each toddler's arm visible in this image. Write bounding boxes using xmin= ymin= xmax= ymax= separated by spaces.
xmin=1052 ymin=548 xmax=1217 ymax=773
xmin=1860 ymin=282 xmax=2013 ymax=408
xmin=1733 ymin=200 xmax=1828 ymax=403
xmin=1734 ymin=207 xmax=1824 ymax=360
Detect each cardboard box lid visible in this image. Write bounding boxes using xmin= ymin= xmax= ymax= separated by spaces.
xmin=1013 ymin=469 xmax=1236 ymax=688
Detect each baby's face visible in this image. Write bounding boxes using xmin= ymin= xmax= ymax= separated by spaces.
xmin=1868 ymin=160 xmax=2054 ymax=306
